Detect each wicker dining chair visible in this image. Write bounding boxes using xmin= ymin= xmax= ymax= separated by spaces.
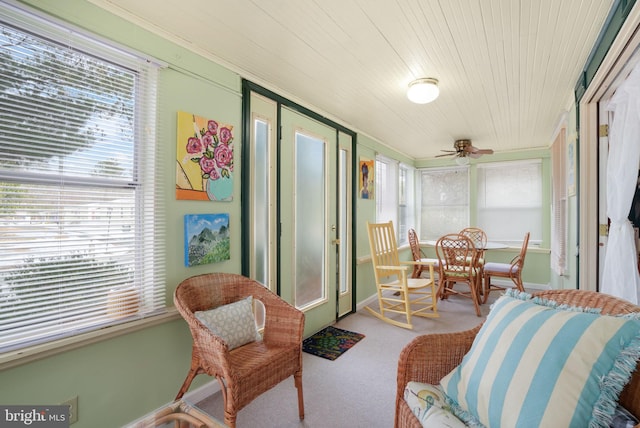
xmin=435 ymin=233 xmax=482 ymax=316
xmin=394 ymin=289 xmax=640 ymax=428
xmin=458 ymin=227 xmax=487 ymax=259
xmin=407 ymin=228 xmax=439 ymax=279
xmin=482 ymin=231 xmax=530 ymax=303
xmin=174 ymin=273 xmax=305 ymax=428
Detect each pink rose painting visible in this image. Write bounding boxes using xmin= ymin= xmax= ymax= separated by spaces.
xmin=176 ymin=111 xmax=234 ymax=201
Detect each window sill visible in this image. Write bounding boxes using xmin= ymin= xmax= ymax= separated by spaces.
xmin=0 ymin=308 xmax=180 ymax=370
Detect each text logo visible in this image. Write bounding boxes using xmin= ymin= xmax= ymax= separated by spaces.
xmin=0 ymin=406 xmax=68 ymax=428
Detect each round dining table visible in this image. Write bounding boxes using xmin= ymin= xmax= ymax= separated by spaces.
xmin=423 ymin=240 xmax=508 ymax=250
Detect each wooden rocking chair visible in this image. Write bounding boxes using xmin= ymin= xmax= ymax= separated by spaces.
xmin=366 ymin=221 xmax=438 ymax=329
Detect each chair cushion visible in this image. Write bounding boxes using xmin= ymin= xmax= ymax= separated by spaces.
xmin=194 ymin=296 xmax=262 ymax=350
xmin=483 ymin=261 xmax=517 ymax=274
xmin=418 ymin=257 xmax=439 ymax=266
xmin=403 ymin=381 xmax=469 ymax=428
xmin=439 ymin=290 xmax=640 ymax=428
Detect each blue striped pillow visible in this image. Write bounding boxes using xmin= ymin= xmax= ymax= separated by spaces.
xmin=439 ymin=291 xmax=640 ymax=428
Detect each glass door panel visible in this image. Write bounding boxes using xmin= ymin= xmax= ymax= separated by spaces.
xmin=294 ymin=132 xmax=326 ymax=308
xmin=338 ymin=132 xmax=353 ymax=317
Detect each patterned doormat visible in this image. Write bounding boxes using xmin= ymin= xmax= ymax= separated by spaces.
xmin=302 ymin=326 xmax=365 ymax=360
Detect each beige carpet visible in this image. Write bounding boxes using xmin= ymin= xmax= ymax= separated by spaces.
xmin=197 ymin=293 xmax=499 ymax=427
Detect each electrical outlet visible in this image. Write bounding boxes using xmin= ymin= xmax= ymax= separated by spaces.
xmin=61 ymin=396 xmax=78 ymax=424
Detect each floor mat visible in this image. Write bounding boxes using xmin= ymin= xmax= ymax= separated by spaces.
xmin=302 ymin=326 xmax=365 ymax=360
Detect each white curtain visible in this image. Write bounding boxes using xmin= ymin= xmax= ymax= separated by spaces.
xmin=602 ymin=62 xmax=640 ymax=304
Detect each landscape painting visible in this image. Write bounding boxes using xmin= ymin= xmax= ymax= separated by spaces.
xmin=184 ymin=213 xmax=230 ymax=266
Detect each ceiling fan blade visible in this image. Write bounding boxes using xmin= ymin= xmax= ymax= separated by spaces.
xmin=435 ymin=153 xmax=455 ymax=158
xmin=467 ymin=146 xmax=494 ymax=155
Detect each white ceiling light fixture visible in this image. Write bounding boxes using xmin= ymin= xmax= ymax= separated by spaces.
xmin=407 ymin=78 xmax=440 ymax=104
xmin=455 ymin=155 xmax=470 ymax=166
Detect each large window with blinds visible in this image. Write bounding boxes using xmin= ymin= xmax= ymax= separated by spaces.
xmin=0 ymin=5 xmax=164 ymax=353
xmin=477 ymin=160 xmax=542 ymax=245
xmin=419 ymin=167 xmax=469 ymax=240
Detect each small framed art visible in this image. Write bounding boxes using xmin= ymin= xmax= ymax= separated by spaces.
xmin=184 ymin=213 xmax=230 ymax=266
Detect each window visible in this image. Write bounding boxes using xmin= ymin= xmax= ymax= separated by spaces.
xmin=375 ymin=155 xmax=413 ymax=244
xmin=375 ymin=155 xmax=398 ymax=227
xmin=477 ymin=160 xmax=542 ymax=245
xmin=419 ymin=167 xmax=469 ymax=240
xmin=551 ymin=130 xmax=567 ymax=275
xmin=0 ymin=5 xmax=164 ymax=353
xmin=397 ymin=164 xmax=414 ymax=245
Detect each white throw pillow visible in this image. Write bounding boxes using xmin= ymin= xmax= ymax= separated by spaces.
xmin=440 ymin=290 xmax=640 ymax=428
xmin=194 ymin=296 xmax=262 ymax=350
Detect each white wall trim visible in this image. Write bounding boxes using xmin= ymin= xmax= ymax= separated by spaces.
xmin=182 ymin=380 xmax=221 ymax=404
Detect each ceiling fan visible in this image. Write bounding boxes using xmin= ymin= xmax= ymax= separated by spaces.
xmin=436 ymin=139 xmax=494 ymax=161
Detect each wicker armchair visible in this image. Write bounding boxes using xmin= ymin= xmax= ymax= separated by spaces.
xmin=174 ymin=273 xmax=305 ymax=428
xmin=395 ymin=289 xmax=640 ymax=428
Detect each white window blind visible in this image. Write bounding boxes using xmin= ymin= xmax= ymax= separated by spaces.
xmin=551 ymin=131 xmax=567 ymax=275
xmin=375 ymin=157 xmax=415 ymax=244
xmin=477 ymin=160 xmax=542 ymax=245
xmin=419 ymin=167 xmax=469 ymax=240
xmin=397 ymin=164 xmax=414 ymax=245
xmin=0 ymin=4 xmax=165 ymax=352
xmin=375 ymin=155 xmax=398 ymax=227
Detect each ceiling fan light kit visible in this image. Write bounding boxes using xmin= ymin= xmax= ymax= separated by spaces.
xmin=407 ymin=77 xmax=439 ymax=104
xmin=455 ymin=155 xmax=470 ymax=166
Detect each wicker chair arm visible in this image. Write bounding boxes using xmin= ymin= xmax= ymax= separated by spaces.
xmin=509 ymin=254 xmax=522 ymax=269
xmin=174 ymin=298 xmax=232 ymax=374
xmin=248 ymin=283 xmax=305 ymax=346
xmin=395 ymin=324 xmax=482 ymax=404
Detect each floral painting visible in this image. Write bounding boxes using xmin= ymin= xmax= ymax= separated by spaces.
xmin=184 ymin=213 xmax=230 ymax=266
xmin=176 ymin=111 xmax=234 ymax=201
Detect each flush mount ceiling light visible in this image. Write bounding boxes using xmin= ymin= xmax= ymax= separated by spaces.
xmin=407 ymin=78 xmax=440 ymax=104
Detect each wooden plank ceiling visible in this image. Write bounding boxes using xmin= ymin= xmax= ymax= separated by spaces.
xmin=89 ymin=0 xmax=614 ymax=160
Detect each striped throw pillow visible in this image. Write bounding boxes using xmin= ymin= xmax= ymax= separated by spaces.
xmin=440 ymin=291 xmax=640 ymax=428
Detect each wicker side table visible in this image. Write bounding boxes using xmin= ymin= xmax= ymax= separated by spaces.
xmin=128 ymin=400 xmax=225 ymax=428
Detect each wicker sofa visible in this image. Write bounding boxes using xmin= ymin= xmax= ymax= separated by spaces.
xmin=395 ymin=289 xmax=640 ymax=428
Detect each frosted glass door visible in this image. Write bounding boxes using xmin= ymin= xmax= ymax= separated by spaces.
xmin=280 ymin=106 xmax=337 ymax=335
